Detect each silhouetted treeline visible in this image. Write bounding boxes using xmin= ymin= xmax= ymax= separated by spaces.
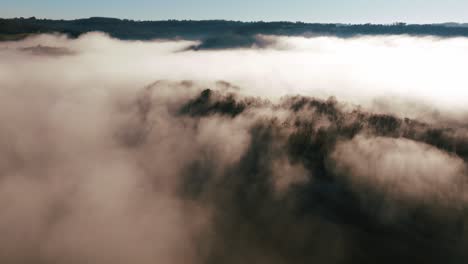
xmin=2 ymin=17 xmax=468 ymax=48
xmin=150 ymin=83 xmax=468 ymax=263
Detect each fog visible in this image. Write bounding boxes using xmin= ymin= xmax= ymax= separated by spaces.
xmin=3 ymin=33 xmax=468 ymax=119
xmin=1 ymin=33 xmax=468 ymax=263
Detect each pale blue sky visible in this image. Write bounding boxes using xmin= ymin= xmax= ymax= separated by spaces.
xmin=1 ymin=0 xmax=467 ymax=23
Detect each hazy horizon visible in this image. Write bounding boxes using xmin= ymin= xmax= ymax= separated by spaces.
xmin=3 ymin=16 xmax=468 ymax=25
xmin=2 ymin=0 xmax=468 ymax=24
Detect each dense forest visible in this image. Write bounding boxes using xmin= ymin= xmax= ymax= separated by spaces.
xmin=1 ymin=17 xmax=468 ymax=48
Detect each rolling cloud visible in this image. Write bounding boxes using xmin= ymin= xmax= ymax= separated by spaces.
xmin=1 ymin=33 xmax=468 ymax=263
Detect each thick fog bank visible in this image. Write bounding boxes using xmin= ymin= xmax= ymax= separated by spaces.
xmin=1 ymin=33 xmax=468 ymax=263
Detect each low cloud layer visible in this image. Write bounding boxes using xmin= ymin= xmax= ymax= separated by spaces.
xmin=3 ymin=32 xmax=468 ymax=118
xmin=1 ymin=33 xmax=468 ymax=263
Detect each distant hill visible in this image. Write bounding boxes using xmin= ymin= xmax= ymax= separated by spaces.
xmin=2 ymin=17 xmax=468 ymax=49
xmin=437 ymin=22 xmax=468 ymax=28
